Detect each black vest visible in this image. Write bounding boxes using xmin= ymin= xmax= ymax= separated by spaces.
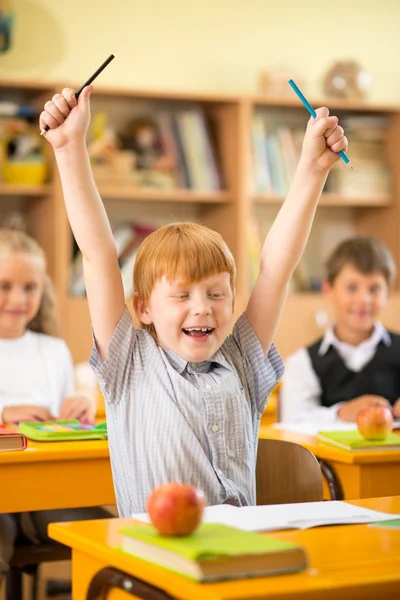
xmin=307 ymin=332 xmax=400 ymax=407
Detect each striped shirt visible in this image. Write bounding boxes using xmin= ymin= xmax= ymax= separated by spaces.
xmin=90 ymin=307 xmax=284 ymax=516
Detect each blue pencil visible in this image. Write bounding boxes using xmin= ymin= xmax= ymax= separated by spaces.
xmin=288 ymin=79 xmax=352 ymax=169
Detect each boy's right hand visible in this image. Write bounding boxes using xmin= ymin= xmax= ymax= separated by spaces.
xmin=338 ymin=395 xmax=391 ymax=422
xmin=39 ymin=85 xmax=93 ymax=150
xmin=2 ymin=405 xmax=56 ymax=425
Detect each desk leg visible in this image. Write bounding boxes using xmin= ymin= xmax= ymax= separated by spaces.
xmin=86 ymin=567 xmax=174 ymax=600
xmin=319 ymin=460 xmax=344 ymax=500
xmin=71 ymin=550 xmax=175 ymax=600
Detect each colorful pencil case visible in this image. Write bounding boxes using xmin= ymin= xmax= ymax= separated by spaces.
xmin=19 ymin=420 xmax=108 ymax=442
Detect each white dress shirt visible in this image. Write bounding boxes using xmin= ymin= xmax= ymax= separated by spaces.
xmin=280 ymin=322 xmax=391 ymax=423
xmin=90 ymin=308 xmax=284 ymax=515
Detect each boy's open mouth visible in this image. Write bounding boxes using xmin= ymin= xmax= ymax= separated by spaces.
xmin=182 ymin=327 xmax=215 ymax=337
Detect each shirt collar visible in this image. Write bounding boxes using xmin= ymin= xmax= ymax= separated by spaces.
xmin=318 ymin=321 xmax=391 ymax=356
xmin=163 ymin=348 xmax=231 ymax=374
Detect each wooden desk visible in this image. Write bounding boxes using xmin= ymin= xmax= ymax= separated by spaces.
xmin=0 ymin=438 xmax=115 ymax=513
xmin=261 ymin=386 xmax=280 ymax=426
xmin=49 ymin=496 xmax=400 ymax=600
xmin=259 ymin=425 xmax=400 ymax=501
xmin=261 ymin=394 xmax=277 ymax=426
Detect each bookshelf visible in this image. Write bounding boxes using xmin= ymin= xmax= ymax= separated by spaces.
xmin=1 ymin=80 xmax=400 ymax=362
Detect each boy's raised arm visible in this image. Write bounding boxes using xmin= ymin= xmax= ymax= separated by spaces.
xmin=246 ymin=108 xmax=348 ymax=356
xmin=40 ymin=86 xmax=125 ymax=360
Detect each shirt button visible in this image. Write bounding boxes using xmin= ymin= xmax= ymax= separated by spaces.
xmin=211 ymin=424 xmax=219 ymax=433
xmin=205 ymin=384 xmax=212 ymax=390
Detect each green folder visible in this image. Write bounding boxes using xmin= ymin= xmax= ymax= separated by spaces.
xmin=119 ymin=523 xmax=307 ymax=581
xmin=19 ymin=419 xmax=107 ymax=442
xmin=317 ymin=429 xmax=400 ymax=451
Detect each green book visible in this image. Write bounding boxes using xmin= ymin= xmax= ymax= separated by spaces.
xmin=119 ymin=523 xmax=307 ymax=582
xmin=19 ymin=420 xmax=107 ymax=442
xmin=369 ymin=518 xmax=400 ymax=529
xmin=317 ymin=429 xmax=400 ymax=451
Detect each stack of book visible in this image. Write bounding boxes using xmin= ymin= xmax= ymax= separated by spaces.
xmin=0 ymin=425 xmax=27 ymax=452
xmin=327 ymin=114 xmax=392 ymax=198
xmin=317 ymin=429 xmax=400 ymax=451
xmin=119 ymin=523 xmax=307 ymax=582
xmin=251 ymin=111 xmax=303 ymax=195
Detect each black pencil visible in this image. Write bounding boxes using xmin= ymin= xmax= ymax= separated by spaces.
xmin=40 ymin=54 xmax=115 ymax=135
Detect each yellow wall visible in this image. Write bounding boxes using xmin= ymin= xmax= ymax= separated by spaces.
xmin=1 ymin=0 xmax=400 ymax=101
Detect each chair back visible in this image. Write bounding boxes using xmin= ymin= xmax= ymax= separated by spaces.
xmin=256 ymin=438 xmax=323 ymax=505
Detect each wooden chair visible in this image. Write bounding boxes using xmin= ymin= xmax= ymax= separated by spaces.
xmin=6 ymin=543 xmax=71 ymax=600
xmin=256 ymin=438 xmax=323 ymax=505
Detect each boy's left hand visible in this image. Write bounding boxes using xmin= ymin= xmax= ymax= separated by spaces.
xmin=60 ymin=396 xmax=95 ymax=421
xmin=393 ymin=398 xmax=400 ymax=419
xmin=300 ymin=107 xmax=348 ymax=173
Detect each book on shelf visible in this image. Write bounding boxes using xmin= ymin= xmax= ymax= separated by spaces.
xmin=326 ymin=113 xmax=393 ymax=198
xmin=317 ymin=429 xmax=400 ymax=451
xmin=0 ymin=425 xmax=27 ymax=451
xmin=119 ymin=523 xmax=307 ymax=582
xmin=171 ymin=107 xmax=221 ymax=192
xmin=132 ymin=500 xmax=399 ymax=533
xmin=69 ymin=221 xmax=157 ymax=298
xmin=250 ymin=109 xmax=393 ymax=200
xmin=251 ymin=113 xmax=272 ymax=193
xmin=340 ymin=114 xmax=389 ymax=143
xmin=0 ymin=101 xmax=37 ymax=119
xmin=157 ymin=111 xmax=186 ymax=189
xmin=95 ymin=106 xmax=222 ymax=192
xmin=251 ymin=111 xmax=303 ymax=195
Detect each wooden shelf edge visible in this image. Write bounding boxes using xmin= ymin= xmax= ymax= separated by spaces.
xmin=98 ymin=187 xmax=232 ymax=203
xmin=0 ymin=79 xmax=55 ymax=92
xmin=0 ymin=184 xmax=52 ymax=197
xmin=3 ymin=80 xmax=398 ymax=111
xmin=250 ymin=95 xmax=400 ymax=113
xmin=252 ymin=193 xmax=393 ymax=207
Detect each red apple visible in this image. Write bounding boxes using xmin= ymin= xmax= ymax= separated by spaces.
xmin=147 ymin=483 xmax=206 ymax=536
xmin=357 ymin=406 xmax=393 ymax=440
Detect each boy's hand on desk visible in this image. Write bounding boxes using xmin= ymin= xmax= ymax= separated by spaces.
xmin=392 ymin=398 xmax=400 ymax=419
xmin=300 ymin=107 xmax=348 ymax=173
xmin=60 ymin=396 xmax=95 ymax=422
xmin=2 ymin=405 xmax=55 ymax=425
xmin=338 ymin=395 xmax=391 ymax=422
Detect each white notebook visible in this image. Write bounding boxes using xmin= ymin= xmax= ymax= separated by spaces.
xmin=133 ymin=500 xmax=400 ymax=532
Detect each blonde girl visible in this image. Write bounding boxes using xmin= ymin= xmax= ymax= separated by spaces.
xmin=0 ymin=229 xmax=111 ymax=583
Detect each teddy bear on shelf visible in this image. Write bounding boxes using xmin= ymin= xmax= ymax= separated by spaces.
xmin=323 ymin=60 xmax=371 ymax=100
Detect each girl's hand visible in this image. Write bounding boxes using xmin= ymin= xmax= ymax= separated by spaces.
xmin=60 ymin=396 xmax=96 ymax=422
xmin=300 ymin=107 xmax=348 ymax=173
xmin=2 ymin=405 xmax=55 ymax=425
xmin=39 ymin=85 xmax=93 ymax=150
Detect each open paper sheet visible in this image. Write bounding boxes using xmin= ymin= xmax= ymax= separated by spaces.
xmin=133 ymin=500 xmax=400 ymax=532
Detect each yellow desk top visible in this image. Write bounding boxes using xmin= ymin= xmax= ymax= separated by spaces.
xmin=49 ymin=496 xmax=400 ymax=600
xmin=259 ymin=424 xmax=400 ymax=465
xmin=0 ymin=437 xmax=114 ymax=513
xmin=0 ymin=437 xmax=110 ymax=464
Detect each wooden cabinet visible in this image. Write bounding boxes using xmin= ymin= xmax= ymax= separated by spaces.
xmin=1 ymin=80 xmax=399 ymax=361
